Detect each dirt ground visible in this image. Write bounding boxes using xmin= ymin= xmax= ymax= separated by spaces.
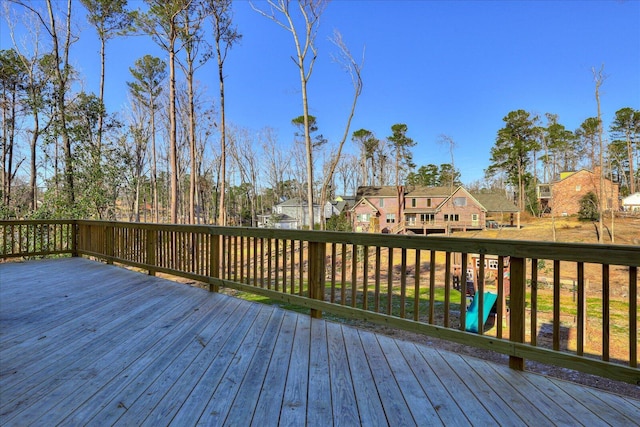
xmin=454 ymin=213 xmax=640 ymax=246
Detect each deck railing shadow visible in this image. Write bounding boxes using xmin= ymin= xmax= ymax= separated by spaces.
xmin=1 ymin=219 xmax=638 ymax=385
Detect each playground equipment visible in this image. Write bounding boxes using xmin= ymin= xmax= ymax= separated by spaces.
xmin=452 ymin=254 xmax=509 ymax=333
xmin=464 ymin=291 xmax=498 ymax=333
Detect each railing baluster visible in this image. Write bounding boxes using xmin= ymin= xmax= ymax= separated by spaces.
xmin=428 ymin=250 xmax=435 ymax=324
xmin=630 ymin=266 xmax=638 ymax=368
xmin=340 ymin=243 xmax=347 ymax=304
xmin=553 ymin=260 xmax=561 ymax=351
xmin=577 ymin=262 xmax=585 ymax=356
xmin=444 ymin=252 xmax=451 ymax=328
xmin=375 ymin=246 xmax=381 ymax=313
xmin=602 ymin=264 xmax=610 ymax=362
xmin=414 ymin=249 xmax=421 ymax=322
xmin=330 ymin=243 xmax=336 ymax=303
xmin=363 ymin=245 xmax=369 ymax=311
xmin=400 ymin=248 xmax=407 ymax=318
xmin=351 ymin=244 xmax=358 ymax=308
xmin=460 ymin=252 xmax=467 ymax=331
xmin=387 ymin=247 xmax=393 ymax=316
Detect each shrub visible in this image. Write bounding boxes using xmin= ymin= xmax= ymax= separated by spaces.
xmin=578 ymin=192 xmax=599 ymax=221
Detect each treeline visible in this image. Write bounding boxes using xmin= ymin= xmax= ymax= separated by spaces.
xmin=485 ymin=106 xmax=639 ymax=215
xmin=0 ymin=0 xmax=446 ymax=226
xmin=1 ymin=1 xmax=637 ymax=226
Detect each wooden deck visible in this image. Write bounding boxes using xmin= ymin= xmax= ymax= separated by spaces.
xmin=0 ymin=258 xmax=638 ymax=426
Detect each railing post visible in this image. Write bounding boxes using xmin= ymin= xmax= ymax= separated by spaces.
xmin=147 ymin=228 xmax=156 ymax=276
xmin=105 ymin=225 xmax=114 ymax=265
xmin=71 ymin=221 xmax=78 ymax=257
xmin=209 ymin=233 xmax=220 ymax=293
xmin=509 ymin=256 xmax=526 ymax=370
xmin=308 ymin=241 xmax=326 ymax=319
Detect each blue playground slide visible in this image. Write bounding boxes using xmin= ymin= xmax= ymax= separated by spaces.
xmin=465 ymin=292 xmax=498 ymax=333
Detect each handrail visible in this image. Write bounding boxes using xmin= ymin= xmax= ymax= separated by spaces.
xmin=1 ymin=219 xmax=638 ymax=385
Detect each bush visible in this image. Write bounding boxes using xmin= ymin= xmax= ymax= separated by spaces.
xmin=578 ymin=192 xmax=599 ymax=221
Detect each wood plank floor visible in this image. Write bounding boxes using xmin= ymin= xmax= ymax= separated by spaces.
xmin=1 ymin=258 xmax=638 ymax=426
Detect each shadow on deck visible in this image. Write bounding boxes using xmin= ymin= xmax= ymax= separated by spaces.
xmin=1 ymin=258 xmax=638 ymax=426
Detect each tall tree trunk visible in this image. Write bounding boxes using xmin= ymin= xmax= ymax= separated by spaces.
xmin=150 ymin=97 xmax=159 ymax=222
xmin=30 ymin=117 xmax=38 ymax=211
xmin=47 ymin=0 xmax=75 ymax=208
xmin=188 ymin=68 xmax=196 ymax=224
xmin=217 ymin=44 xmax=227 ymax=226
xmin=97 ymin=36 xmax=105 ymax=154
xmin=169 ymin=37 xmax=178 ymax=223
xmin=593 ymin=65 xmax=605 ymax=244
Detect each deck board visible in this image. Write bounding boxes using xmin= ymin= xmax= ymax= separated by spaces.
xmin=1 ymin=257 xmax=638 ymax=426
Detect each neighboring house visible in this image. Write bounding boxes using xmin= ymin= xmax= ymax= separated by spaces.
xmin=622 ymin=192 xmax=640 ymax=212
xmin=537 ymin=168 xmax=619 ymax=216
xmin=258 ymin=197 xmax=351 ymax=229
xmin=471 ymin=192 xmax=521 ymax=228
xmin=351 ymin=185 xmax=517 ymax=234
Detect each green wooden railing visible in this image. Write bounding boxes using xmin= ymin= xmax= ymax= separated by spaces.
xmin=1 ymin=219 xmax=638 ymax=385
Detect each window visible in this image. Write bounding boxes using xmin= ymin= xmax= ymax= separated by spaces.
xmin=406 ymin=214 xmax=416 ymax=225
xmin=420 ymin=213 xmax=434 ymax=222
xmin=386 ymin=213 xmax=396 ymax=223
xmin=575 ymin=185 xmax=581 ymax=191
xmin=426 ymin=198 xmax=432 ymax=207
xmin=453 ymin=197 xmax=466 ymax=206
xmin=444 ymin=214 xmax=459 ymax=222
xmin=411 ymin=198 xmax=417 ymax=207
xmin=379 ymin=198 xmax=384 ymax=207
xmin=357 ymin=213 xmax=370 ymax=222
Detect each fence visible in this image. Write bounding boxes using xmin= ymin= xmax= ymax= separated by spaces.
xmin=1 ymin=219 xmax=638 ymax=384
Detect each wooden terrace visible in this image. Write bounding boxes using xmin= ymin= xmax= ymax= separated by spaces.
xmin=1 ymin=257 xmax=638 ymax=426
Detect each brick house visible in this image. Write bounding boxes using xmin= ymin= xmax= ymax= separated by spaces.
xmin=351 ymin=185 xmax=512 ymax=234
xmin=537 ymin=168 xmax=619 ymax=216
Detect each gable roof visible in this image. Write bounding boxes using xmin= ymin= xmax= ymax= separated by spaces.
xmin=438 ymin=186 xmax=487 ymax=212
xmin=350 ymin=197 xmax=380 ymax=213
xmin=471 ymin=192 xmax=519 ymax=213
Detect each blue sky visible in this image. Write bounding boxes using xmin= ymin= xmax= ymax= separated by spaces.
xmin=2 ymin=0 xmax=639 ymax=186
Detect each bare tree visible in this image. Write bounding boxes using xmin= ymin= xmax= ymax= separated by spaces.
xmin=136 ymin=0 xmax=190 ymax=223
xmin=208 ymin=0 xmax=241 ymax=226
xmin=437 ymin=134 xmax=456 ymax=194
xmin=317 ymin=30 xmax=363 ymax=229
xmin=11 ymin=0 xmax=79 ymax=210
xmin=228 ymin=125 xmax=259 ymax=226
xmin=80 ymin=0 xmax=131 ymax=153
xmin=260 ymin=126 xmax=291 ymax=206
xmin=593 ymin=65 xmax=607 ymax=244
xmin=252 ymin=0 xmax=328 ymax=229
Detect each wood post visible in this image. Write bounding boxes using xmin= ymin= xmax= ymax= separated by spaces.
xmin=509 ymin=256 xmax=526 ymax=370
xmin=147 ymin=229 xmax=156 ymax=276
xmin=308 ymin=241 xmax=326 ymax=319
xmin=71 ymin=221 xmax=78 ymax=257
xmin=209 ymin=233 xmax=220 ymax=292
xmin=105 ymin=225 xmax=114 ymax=264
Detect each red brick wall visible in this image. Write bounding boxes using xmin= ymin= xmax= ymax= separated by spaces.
xmin=551 ymin=170 xmax=619 ymax=216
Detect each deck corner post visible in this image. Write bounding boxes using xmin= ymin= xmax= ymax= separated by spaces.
xmin=509 ymin=256 xmax=526 ymax=370
xmin=308 ymin=241 xmax=326 ymax=319
xmin=146 ymin=228 xmax=156 ymax=276
xmin=209 ymin=233 xmax=220 ymax=293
